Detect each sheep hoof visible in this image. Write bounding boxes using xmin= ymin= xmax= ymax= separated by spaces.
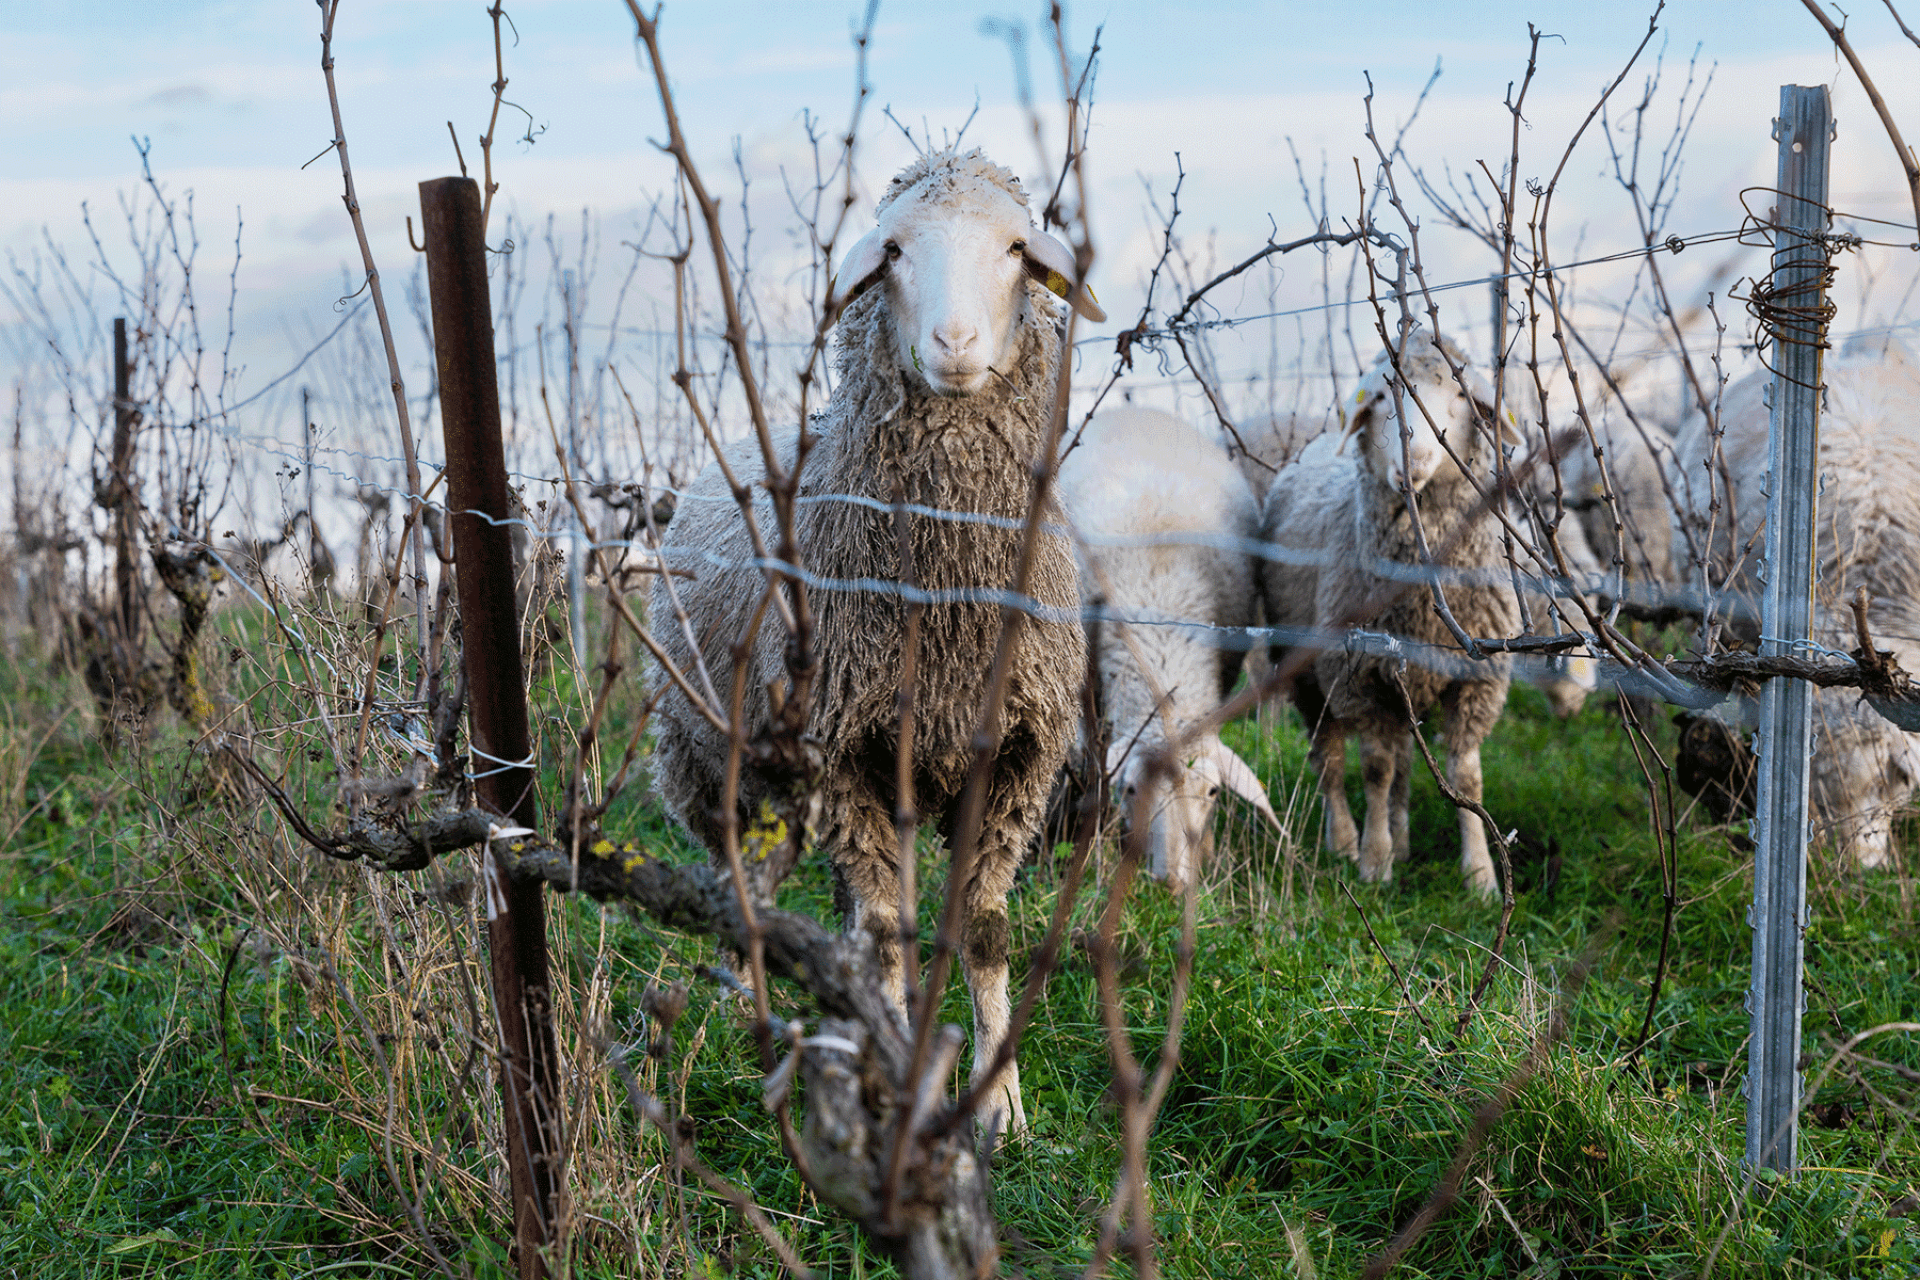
xmin=977 ymin=1084 xmax=1027 ymax=1148
xmin=1464 ymin=868 xmax=1499 ymax=900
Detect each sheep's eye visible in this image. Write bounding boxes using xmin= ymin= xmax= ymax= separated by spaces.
xmin=884 ymin=240 xmax=901 ymax=260
xmin=1009 ymin=239 xmax=1027 ymax=255
xmin=1208 ymin=785 xmax=1221 ymax=799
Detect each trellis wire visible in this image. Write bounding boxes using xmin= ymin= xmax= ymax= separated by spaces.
xmin=26 ymin=192 xmax=1910 ymax=786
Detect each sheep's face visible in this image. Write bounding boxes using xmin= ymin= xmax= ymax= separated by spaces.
xmin=1350 ymin=336 xmax=1499 ymax=496
xmin=1110 ymin=740 xmax=1217 ymax=893
xmin=1811 ymin=699 xmax=1918 ymax=870
xmin=837 ymin=154 xmax=1104 ymax=397
xmin=1107 ymin=735 xmax=1278 ymax=893
xmin=1538 ymin=653 xmax=1597 ymax=718
xmin=881 ymin=196 xmax=1033 ymax=396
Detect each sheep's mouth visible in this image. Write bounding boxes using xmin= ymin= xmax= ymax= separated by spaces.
xmin=922 ymin=363 xmax=992 ymax=396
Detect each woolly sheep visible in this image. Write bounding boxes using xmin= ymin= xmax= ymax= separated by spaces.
xmin=1261 ymin=330 xmax=1519 ymax=897
xmin=1669 ymin=337 xmax=1920 ymax=868
xmin=647 ymin=148 xmax=1104 ymax=1139
xmin=1226 ymin=409 xmax=1338 ymax=496
xmin=1234 ymin=403 xmax=1595 ymax=716
xmin=1056 ymin=406 xmax=1280 ymax=892
xmin=1496 ymin=392 xmax=1683 ymax=716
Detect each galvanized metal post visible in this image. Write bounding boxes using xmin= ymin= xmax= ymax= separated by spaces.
xmin=1747 ymin=84 xmax=1831 ymax=1175
xmin=419 ymin=175 xmax=565 ymax=1277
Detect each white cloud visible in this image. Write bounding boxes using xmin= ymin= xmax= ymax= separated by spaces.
xmin=7 ymin=1 xmax=1920 ymax=411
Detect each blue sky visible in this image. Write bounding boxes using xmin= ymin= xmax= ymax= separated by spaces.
xmin=6 ymin=1 xmax=1920 ymax=389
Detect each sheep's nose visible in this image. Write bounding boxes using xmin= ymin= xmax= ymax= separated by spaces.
xmin=930 ymin=321 xmax=977 ymax=359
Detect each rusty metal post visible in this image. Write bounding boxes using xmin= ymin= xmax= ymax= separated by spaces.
xmin=1747 ymin=84 xmax=1831 ymax=1175
xmin=419 ymin=175 xmax=564 ymax=1277
xmin=109 ymin=317 xmax=140 ymax=650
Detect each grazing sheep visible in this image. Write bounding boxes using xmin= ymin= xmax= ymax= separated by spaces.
xmin=647 ymin=147 xmax=1104 ymax=1138
xmin=1238 ymin=402 xmax=1594 ymax=717
xmin=1261 ymin=330 xmax=1519 ymax=897
xmin=1670 ymin=338 xmax=1920 ymax=868
xmin=1056 ymin=406 xmax=1280 ymax=892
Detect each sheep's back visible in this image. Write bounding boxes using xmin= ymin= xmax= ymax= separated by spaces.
xmin=1227 ymin=409 xmax=1337 ymax=496
xmin=1260 ymin=434 xmax=1358 ymax=638
xmin=1060 ymin=408 xmax=1261 ymax=720
xmin=1675 ymin=355 xmax=1920 ymax=662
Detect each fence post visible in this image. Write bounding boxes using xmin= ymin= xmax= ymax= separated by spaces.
xmin=109 ymin=317 xmax=140 ymax=651
xmin=419 ymin=175 xmax=565 ymax=1276
xmin=1747 ymin=84 xmax=1831 ymax=1175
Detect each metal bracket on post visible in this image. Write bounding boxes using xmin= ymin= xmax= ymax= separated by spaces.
xmin=420 ymin=175 xmax=565 ymax=1277
xmin=1747 ymin=84 xmax=1831 ymax=1176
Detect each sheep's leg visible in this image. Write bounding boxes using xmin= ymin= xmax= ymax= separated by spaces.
xmin=1357 ymin=732 xmax=1398 ymax=883
xmin=956 ymin=758 xmax=1050 ymax=1143
xmin=1309 ymin=725 xmax=1359 ymax=861
xmin=1442 ymin=701 xmax=1498 ymax=899
xmin=1390 ymin=730 xmax=1412 ymax=864
xmin=833 ymin=789 xmax=909 ymax=1007
xmin=959 ymin=874 xmax=1022 ymax=1143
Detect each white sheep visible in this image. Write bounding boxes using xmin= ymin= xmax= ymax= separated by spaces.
xmin=1670 ymin=337 xmax=1920 ymax=868
xmin=1056 ymin=406 xmax=1280 ymax=892
xmin=647 ymin=147 xmax=1105 ymax=1139
xmin=1261 ymin=329 xmax=1519 ymax=897
xmin=1231 ymin=403 xmax=1594 ymax=717
xmin=1225 ymin=409 xmax=1337 ymax=497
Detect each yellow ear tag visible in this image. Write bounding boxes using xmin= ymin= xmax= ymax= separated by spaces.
xmin=1356 ymin=389 xmax=1369 ymax=404
xmin=1045 ymin=269 xmax=1071 ymax=299
xmin=1506 ymin=410 xmax=1517 ymax=424
xmin=1083 ymin=283 xmax=1100 ymax=307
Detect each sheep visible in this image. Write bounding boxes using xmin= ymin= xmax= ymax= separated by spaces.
xmin=1055 ymin=405 xmax=1280 ymax=892
xmin=646 ymin=147 xmax=1105 ymax=1139
xmin=1669 ymin=337 xmax=1920 ymax=868
xmin=1518 ymin=418 xmax=1682 ymax=718
xmin=1234 ymin=402 xmax=1596 ymax=719
xmin=1483 ymin=386 xmax=1684 ymax=718
xmin=1260 ymin=329 xmax=1519 ymax=897
xmin=1224 ymin=408 xmax=1338 ymax=497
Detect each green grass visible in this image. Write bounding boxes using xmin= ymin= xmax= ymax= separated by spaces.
xmin=2 ymin=625 xmax=1917 ymax=1278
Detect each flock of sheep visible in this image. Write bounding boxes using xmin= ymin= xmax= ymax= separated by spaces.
xmin=644 ymin=147 xmax=1920 ymax=1139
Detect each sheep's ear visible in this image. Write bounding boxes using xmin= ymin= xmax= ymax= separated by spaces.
xmin=1205 ymin=739 xmax=1281 ymax=832
xmin=1473 ymin=398 xmax=1524 ymax=447
xmin=833 ymin=230 xmax=891 ymax=313
xmin=1343 ymin=386 xmax=1377 ymax=438
xmin=1022 ymin=230 xmax=1107 ymax=323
